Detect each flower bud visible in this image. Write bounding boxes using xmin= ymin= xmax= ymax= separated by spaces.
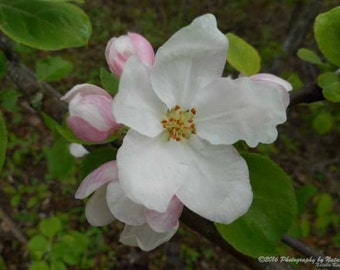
xmin=105 ymin=32 xmax=155 ymax=77
xmin=61 ymin=84 xmax=120 ymax=143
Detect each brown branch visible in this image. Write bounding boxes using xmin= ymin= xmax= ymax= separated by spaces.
xmin=282 ymin=235 xmax=339 ymax=270
xmin=288 ymin=83 xmax=324 ymax=107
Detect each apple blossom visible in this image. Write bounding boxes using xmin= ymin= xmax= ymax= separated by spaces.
xmin=113 ymin=14 xmax=292 ymax=224
xmin=61 ymin=84 xmax=120 ymax=143
xmin=75 ymin=161 xmax=183 ymax=251
xmin=105 ymin=32 xmax=155 ymax=77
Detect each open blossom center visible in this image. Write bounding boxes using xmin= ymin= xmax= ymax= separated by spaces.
xmin=161 ymin=105 xmax=196 ymax=141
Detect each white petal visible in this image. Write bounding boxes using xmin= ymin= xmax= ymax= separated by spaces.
xmin=119 ymin=223 xmax=178 ymax=251
xmin=85 ymin=185 xmax=116 ymax=226
xmin=176 ymin=136 xmax=252 ymax=224
xmin=194 ymin=77 xmax=289 ymax=147
xmin=75 ymin=161 xmax=118 ymax=199
xmin=250 ymin=73 xmax=293 ymax=92
xmin=116 ymin=129 xmax=188 ymax=213
xmin=106 ymin=181 xmax=146 ymax=226
xmin=145 ymin=196 xmax=183 ymax=233
xmin=61 ymin=83 xmax=111 ymax=103
xmin=150 ymin=14 xmax=228 ymax=109
xmin=69 ymin=143 xmax=88 ymax=158
xmin=113 ymin=56 xmax=166 ymax=137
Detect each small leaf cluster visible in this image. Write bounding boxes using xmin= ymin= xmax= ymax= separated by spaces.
xmin=27 ymin=215 xmax=93 ymax=270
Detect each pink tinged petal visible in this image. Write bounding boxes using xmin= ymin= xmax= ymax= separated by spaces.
xmin=250 ymin=73 xmax=292 ymax=108
xmin=250 ymin=73 xmax=293 ymax=92
xmin=67 ymin=116 xmax=113 ymax=143
xmin=113 ymin=57 xmax=166 ymax=137
xmin=75 ymin=161 xmax=118 ymax=199
xmin=85 ymin=185 xmax=116 ymax=226
xmin=194 ymin=77 xmax=289 ymax=147
xmin=105 ymin=35 xmax=135 ymax=76
xmin=61 ymin=83 xmax=112 ymax=103
xmin=145 ymin=196 xmax=183 ymax=233
xmin=119 ymin=223 xmax=178 ymax=251
xmin=69 ymin=94 xmax=117 ymax=131
xmin=176 ymin=136 xmax=252 ymax=224
xmin=150 ymin=14 xmax=228 ymax=109
xmin=69 ymin=143 xmax=88 ymax=158
xmin=116 ymin=129 xmax=188 ymax=213
xmin=128 ymin=32 xmax=155 ymax=66
xmin=106 ymin=181 xmax=146 ymax=226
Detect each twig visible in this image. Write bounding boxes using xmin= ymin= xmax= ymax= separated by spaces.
xmin=288 ymin=83 xmax=324 ymax=107
xmin=282 ymin=235 xmax=339 ymax=270
xmin=0 ymin=205 xmax=27 ymax=244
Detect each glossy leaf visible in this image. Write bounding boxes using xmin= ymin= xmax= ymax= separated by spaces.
xmin=226 ymin=33 xmax=261 ymax=75
xmin=0 ymin=112 xmax=7 ymax=173
xmin=36 ymin=56 xmax=73 ymax=82
xmin=0 ymin=0 xmax=92 ymax=50
xmin=317 ymin=72 xmax=340 ymax=103
xmin=314 ymin=6 xmax=340 ymax=66
xmin=216 ymin=153 xmax=297 ymax=258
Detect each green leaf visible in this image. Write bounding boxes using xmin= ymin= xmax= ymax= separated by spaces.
xmin=29 ymin=261 xmax=49 ymax=270
xmin=0 ymin=50 xmax=7 ymax=79
xmin=296 ymin=184 xmax=317 ymax=215
xmin=41 ymin=113 xmax=59 ymax=130
xmin=312 ymin=110 xmax=334 ymax=135
xmin=315 ymin=193 xmax=333 ymax=217
xmin=0 ymin=0 xmax=92 ymax=50
xmin=317 ymin=72 xmax=340 ymax=102
xmin=39 ymin=216 xmax=62 ymax=238
xmin=100 ymin=68 xmax=119 ymax=96
xmin=226 ymin=33 xmax=261 ymax=75
xmin=297 ymin=48 xmax=323 ymax=65
xmin=36 ymin=56 xmax=73 ymax=82
xmin=0 ymin=112 xmax=7 ymax=173
xmin=0 ymin=89 xmax=21 ymax=111
xmin=52 ymin=232 xmax=89 ymax=265
xmin=216 ymin=153 xmax=297 ymax=258
xmin=28 ymin=235 xmax=49 ymax=260
xmin=50 ymin=260 xmax=66 ymax=270
xmin=45 ymin=137 xmax=74 ymax=179
xmin=314 ymin=6 xmax=340 ymax=66
xmin=80 ymin=147 xmax=117 ymax=179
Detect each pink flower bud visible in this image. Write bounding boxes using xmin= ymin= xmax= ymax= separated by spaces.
xmin=61 ymin=84 xmax=120 ymax=143
xmin=105 ymin=32 xmax=155 ymax=77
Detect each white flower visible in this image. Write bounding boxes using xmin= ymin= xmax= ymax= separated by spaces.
xmin=112 ymin=14 xmax=291 ymax=224
xmin=75 ymin=161 xmax=182 ymax=251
